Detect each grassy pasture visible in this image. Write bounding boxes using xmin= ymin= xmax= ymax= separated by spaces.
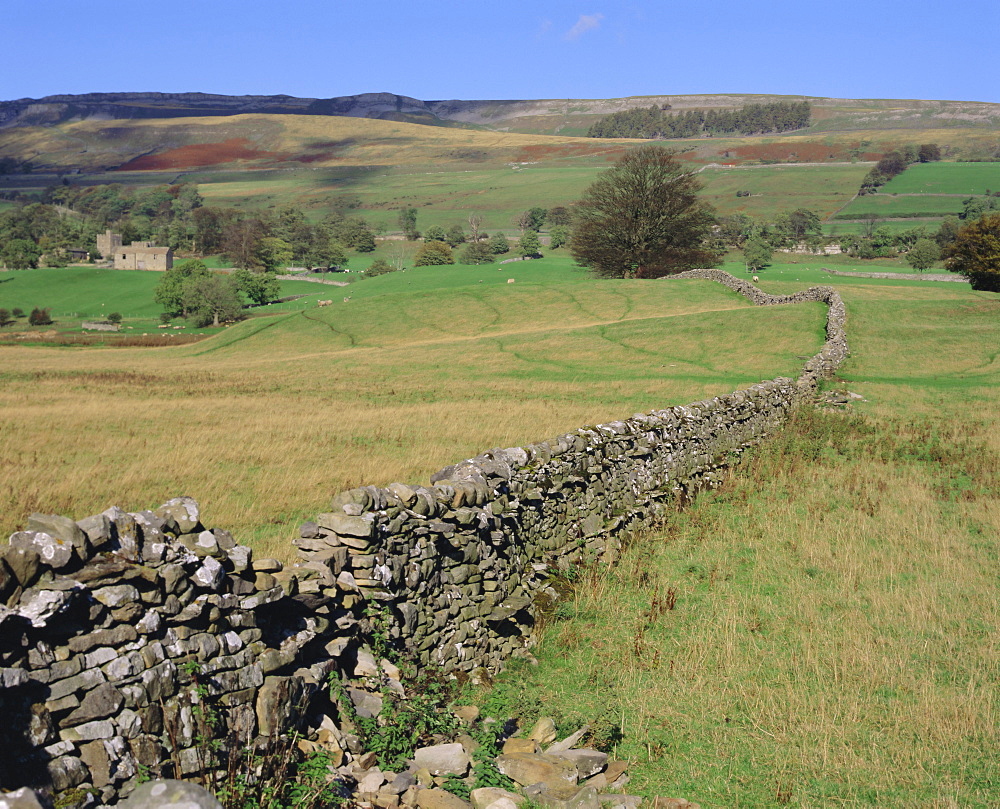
xmin=0 ymin=267 xmax=326 ymax=335
xmin=467 ymin=270 xmax=1000 ymax=806
xmin=195 ymin=161 xmax=871 ymax=233
xmin=823 ymin=219 xmax=941 ymax=235
xmin=880 ymin=161 xmax=1000 ymax=195
xmin=0 ymin=257 xmax=826 ymax=551
xmin=698 ymin=164 xmax=868 ymax=220
xmin=196 ymin=164 xmax=615 ymax=234
xmin=834 ymin=193 xmax=965 ymax=219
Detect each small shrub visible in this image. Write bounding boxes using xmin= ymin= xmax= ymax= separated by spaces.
xmin=0 ymin=308 xmax=12 ymax=327
xmin=28 ymin=307 xmax=53 ymax=326
xmin=414 ymin=241 xmax=454 ymax=266
xmin=12 ymin=307 xmax=24 ymax=317
xmin=160 ymin=312 xmax=173 ymax=325
xmin=364 ymin=258 xmax=395 ymax=277
xmin=107 ymin=312 xmax=122 ymax=324
xmin=459 ymin=242 xmax=495 ymax=265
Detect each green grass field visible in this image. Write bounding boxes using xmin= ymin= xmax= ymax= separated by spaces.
xmin=834 ymin=193 xmax=965 ymax=219
xmin=0 ymin=267 xmax=329 ymax=334
xmin=0 ymin=256 xmax=826 ymax=549
xmin=465 ymin=267 xmax=1000 ymax=806
xmin=2 ymin=250 xmax=998 ymax=805
xmin=823 ymin=219 xmax=941 ymax=235
xmin=698 ymin=164 xmax=869 ymax=220
xmin=880 ymin=161 xmax=1000 ymax=195
xmin=196 ymin=163 xmax=617 ymax=234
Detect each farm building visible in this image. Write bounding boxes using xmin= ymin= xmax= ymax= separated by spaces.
xmin=97 ymin=230 xmax=173 ymax=270
xmin=114 ymin=241 xmax=173 ymax=270
xmin=96 ymin=229 xmax=122 ymax=258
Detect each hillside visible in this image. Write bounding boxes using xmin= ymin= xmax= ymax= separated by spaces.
xmin=4 ymin=90 xmax=1000 ymax=137
xmin=0 ymin=113 xmax=635 ymax=174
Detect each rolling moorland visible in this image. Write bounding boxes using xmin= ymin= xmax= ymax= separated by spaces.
xmin=5 ymin=91 xmax=1000 ymax=243
xmin=1 ymin=92 xmax=999 ymax=805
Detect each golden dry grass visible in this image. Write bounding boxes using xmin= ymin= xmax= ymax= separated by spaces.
xmin=0 ymin=273 xmax=825 ymax=556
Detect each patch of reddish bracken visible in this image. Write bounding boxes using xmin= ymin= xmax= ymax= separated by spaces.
xmin=116 ymin=138 xmax=287 ymax=170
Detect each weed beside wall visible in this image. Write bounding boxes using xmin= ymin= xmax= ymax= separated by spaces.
xmin=0 ymin=272 xmax=846 ymax=805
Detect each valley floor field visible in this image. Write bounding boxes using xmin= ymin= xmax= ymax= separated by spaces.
xmin=466 ymin=264 xmax=1000 ymax=806
xmin=0 ymin=257 xmax=825 ymax=549
xmin=2 ymin=253 xmax=998 ymax=806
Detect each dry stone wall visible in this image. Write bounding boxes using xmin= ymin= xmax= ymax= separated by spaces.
xmin=0 ymin=272 xmax=846 ymax=805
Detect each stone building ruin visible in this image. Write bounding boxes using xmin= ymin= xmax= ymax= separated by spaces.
xmin=96 ymin=230 xmax=173 ymax=270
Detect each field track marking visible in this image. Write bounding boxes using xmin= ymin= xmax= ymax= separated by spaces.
xmin=224 ymin=299 xmax=776 ymax=367
xmin=298 ymin=308 xmax=358 ymax=347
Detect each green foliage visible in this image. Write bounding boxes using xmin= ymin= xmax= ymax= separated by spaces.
xmin=234 ymin=268 xmax=281 ymax=306
xmin=254 ymin=237 xmax=293 ymax=272
xmin=464 ymin=724 xmax=517 ymax=792
xmin=459 ymin=242 xmax=495 ymax=265
xmin=11 ymin=307 xmax=23 ymax=318
xmin=548 ymin=226 xmax=569 ymax=249
xmin=517 ymin=230 xmax=541 ymax=258
xmin=281 ymin=750 xmax=350 ymax=809
xmin=354 ymin=673 xmax=459 ymax=772
xmin=183 ymin=274 xmax=245 ymax=327
xmin=918 ymin=143 xmax=942 ymax=163
xmin=489 ymin=232 xmax=511 ymax=255
xmin=904 ymin=238 xmax=940 ymax=271
xmin=414 ymin=241 xmax=454 ymax=266
xmin=570 ymin=145 xmax=718 ymax=278
xmin=944 ymin=212 xmax=1000 ymax=290
xmin=588 ymin=101 xmax=811 ymax=139
xmin=743 ymin=237 xmax=772 ymax=271
xmin=107 ymin=311 xmax=122 ymax=324
xmin=398 ymin=207 xmax=419 ymax=240
xmin=446 ymin=224 xmax=467 ymax=247
xmin=364 ymin=258 xmax=396 ymax=277
xmin=526 ymin=207 xmax=547 ymax=232
xmin=363 ymin=602 xmax=395 ymax=662
xmin=155 ymin=259 xmax=211 ymax=316
xmin=1 ymin=238 xmax=42 ymax=269
xmin=548 ymin=206 xmax=572 ymax=227
xmin=0 ymin=308 xmax=12 ymax=327
xmin=959 ymin=195 xmax=1000 ymax=222
xmin=424 ymin=225 xmax=447 ymax=242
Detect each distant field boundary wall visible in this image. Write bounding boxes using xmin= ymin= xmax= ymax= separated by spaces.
xmin=0 ymin=272 xmax=846 ymax=803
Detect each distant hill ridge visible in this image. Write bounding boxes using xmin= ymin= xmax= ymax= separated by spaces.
xmin=4 ymin=91 xmax=1000 ymax=134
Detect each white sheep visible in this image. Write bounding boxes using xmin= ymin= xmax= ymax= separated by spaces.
xmin=752 ymin=275 xmax=759 ymax=283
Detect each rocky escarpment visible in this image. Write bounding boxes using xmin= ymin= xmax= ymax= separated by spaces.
xmin=5 ymin=91 xmax=1000 ymax=132
xmin=0 ymin=92 xmax=438 ymax=129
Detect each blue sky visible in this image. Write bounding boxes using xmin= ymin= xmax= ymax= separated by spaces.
xmin=4 ymin=0 xmax=998 ymax=103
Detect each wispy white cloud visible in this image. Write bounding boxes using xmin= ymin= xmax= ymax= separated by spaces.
xmin=564 ymin=13 xmax=604 ymax=41
xmin=537 ymin=18 xmax=553 ymax=38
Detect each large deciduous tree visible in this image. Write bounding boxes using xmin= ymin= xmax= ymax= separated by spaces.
xmin=569 ymin=145 xmax=717 ymax=278
xmin=944 ymin=213 xmax=1000 ymax=291
xmin=182 ymin=275 xmax=244 ymax=327
xmin=413 ymin=241 xmax=454 ymax=266
xmin=398 ymin=207 xmax=418 ymax=240
xmin=154 ymin=259 xmax=211 ymax=317
xmin=1 ymin=238 xmax=42 ymax=269
xmin=905 ymin=238 xmax=940 ymax=272
xmin=743 ymin=238 xmax=773 ymax=272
